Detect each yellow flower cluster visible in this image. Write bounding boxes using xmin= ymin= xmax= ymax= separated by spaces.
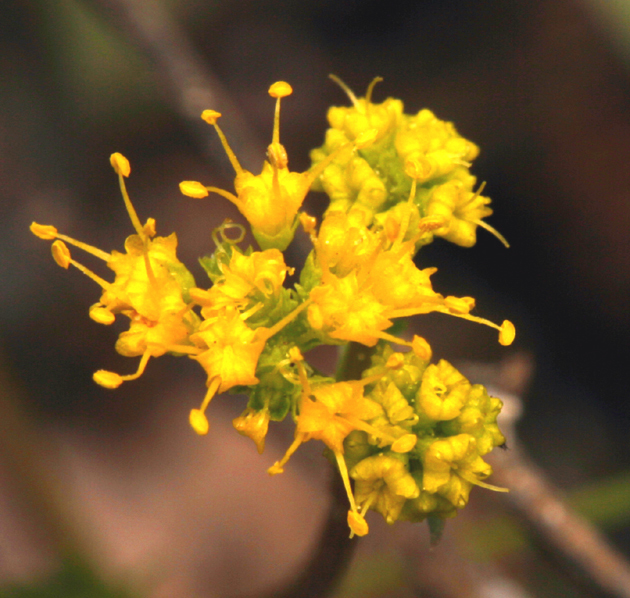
xmin=31 ymin=79 xmax=514 ymax=538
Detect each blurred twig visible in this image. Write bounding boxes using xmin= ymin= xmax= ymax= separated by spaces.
xmin=485 ymin=355 xmax=630 ymax=598
xmin=86 ymin=0 xmax=266 ymax=170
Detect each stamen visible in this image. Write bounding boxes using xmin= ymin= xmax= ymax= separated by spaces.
xmin=120 ymin=348 xmax=152 ymax=381
xmin=56 ymin=243 xmax=113 ymax=291
xmin=201 ymin=110 xmax=244 ymax=176
xmin=190 ymin=376 xmax=222 ymax=436
xmin=329 ymin=74 xmax=359 ymax=108
xmin=267 ymin=432 xmax=307 ymax=475
xmin=200 ymin=376 xmax=222 ymax=413
xmin=54 ymin=233 xmax=112 ymax=262
xmin=473 ymin=219 xmax=510 ymax=248
xmin=114 ymin=159 xmax=145 ymax=239
xmin=458 ymin=470 xmax=509 ymax=492
xmin=334 ymin=451 xmax=359 ymax=513
xmin=205 ymin=186 xmax=244 ymax=210
xmin=268 ymin=81 xmax=293 ymax=146
xmin=365 ymin=76 xmax=383 ymax=105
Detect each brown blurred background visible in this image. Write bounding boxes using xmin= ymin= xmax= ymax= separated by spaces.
xmin=1 ymin=0 xmax=630 ymax=596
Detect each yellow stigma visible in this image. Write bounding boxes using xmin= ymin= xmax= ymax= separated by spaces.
xmin=110 ymin=153 xmax=131 ymax=177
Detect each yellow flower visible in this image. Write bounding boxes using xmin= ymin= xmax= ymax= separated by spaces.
xmin=308 ymin=272 xmax=392 ymax=346
xmin=351 ymin=454 xmax=420 ymax=524
xmin=427 ymin=179 xmax=509 ymax=248
xmin=233 ymin=407 xmax=271 ymax=454
xmin=31 ymin=153 xmax=198 ymax=390
xmin=191 ymin=246 xmax=291 ymax=316
xmin=315 ymin=211 xmax=383 ymax=278
xmin=417 ymin=360 xmax=471 ymax=421
xmin=192 ymin=307 xmax=265 ymax=391
xmin=180 ymin=82 xmax=377 ymax=251
xmin=323 ymin=75 xmax=403 ymax=145
xmin=187 ymin=300 xmax=311 ymax=435
xmin=366 ymin=381 xmax=419 ymax=446
xmin=394 ymin=108 xmax=479 ymax=182
xmin=422 ymin=434 xmax=507 ymax=508
xmin=307 ymin=202 xmax=514 ymax=348
xmin=268 ymin=357 xmax=417 ymax=536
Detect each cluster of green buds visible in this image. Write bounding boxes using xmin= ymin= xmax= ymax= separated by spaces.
xmin=31 ymin=78 xmax=514 ymax=538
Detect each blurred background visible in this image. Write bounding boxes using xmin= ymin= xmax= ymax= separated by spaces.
xmin=2 ymin=0 xmax=630 ymax=596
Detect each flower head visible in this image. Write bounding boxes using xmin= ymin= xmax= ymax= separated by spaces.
xmin=351 ymin=454 xmax=420 ymax=524
xmin=31 ymin=153 xmax=198 ymax=389
xmin=181 ymin=82 xmax=376 ymax=251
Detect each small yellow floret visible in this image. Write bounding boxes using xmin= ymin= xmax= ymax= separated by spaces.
xmin=51 ymin=240 xmax=71 ymax=269
xmin=499 ymin=320 xmax=516 ymax=346
xmin=110 ymin=153 xmax=131 ymax=177
xmin=269 ymin=81 xmax=293 ymax=98
xmin=201 ymin=110 xmax=221 ymax=125
xmin=233 ymin=408 xmax=270 ymax=453
xmin=347 ymin=511 xmax=369 ymax=537
xmin=190 ymin=408 xmax=210 ymax=435
xmin=93 ymin=370 xmax=123 ymax=389
xmin=30 ymin=222 xmax=58 ymax=240
xmin=179 ymin=181 xmax=209 ymax=198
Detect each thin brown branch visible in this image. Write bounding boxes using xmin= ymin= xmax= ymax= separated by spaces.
xmin=491 ymin=437 xmax=630 ymax=598
xmin=482 ymin=355 xmax=630 ymax=598
xmin=87 ymin=0 xmax=266 ymax=169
